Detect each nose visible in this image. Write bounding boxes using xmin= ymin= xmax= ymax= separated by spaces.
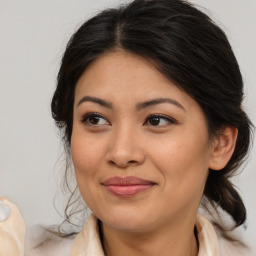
xmin=106 ymin=125 xmax=146 ymax=168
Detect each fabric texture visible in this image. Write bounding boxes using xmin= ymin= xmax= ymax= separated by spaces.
xmin=70 ymin=214 xmax=220 ymax=256
xmin=70 ymin=214 xmax=253 ymax=256
xmin=0 ymin=198 xmax=253 ymax=256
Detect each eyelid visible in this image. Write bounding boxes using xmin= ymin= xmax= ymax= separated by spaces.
xmin=80 ymin=112 xmax=177 ymax=127
xmin=81 ymin=112 xmax=110 ymax=126
xmin=144 ymin=114 xmax=178 ymax=126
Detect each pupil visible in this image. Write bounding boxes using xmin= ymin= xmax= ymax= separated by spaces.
xmin=150 ymin=117 xmax=160 ymax=125
xmin=90 ymin=116 xmax=99 ymax=124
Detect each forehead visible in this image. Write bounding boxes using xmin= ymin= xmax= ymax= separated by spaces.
xmin=76 ymin=51 xmax=164 ymax=92
xmin=74 ymin=51 xmax=199 ymax=112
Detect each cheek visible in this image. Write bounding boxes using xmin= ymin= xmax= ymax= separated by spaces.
xmin=70 ymin=133 xmax=104 ymax=209
xmin=70 ymin=133 xmax=102 ymax=186
xmin=150 ymin=127 xmax=211 ymax=194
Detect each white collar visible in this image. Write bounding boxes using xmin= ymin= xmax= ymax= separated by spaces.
xmin=71 ymin=213 xmax=219 ymax=256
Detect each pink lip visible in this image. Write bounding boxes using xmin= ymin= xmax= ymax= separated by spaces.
xmin=102 ymin=176 xmax=155 ymax=197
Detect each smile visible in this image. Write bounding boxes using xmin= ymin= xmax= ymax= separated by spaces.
xmin=102 ymin=176 xmax=156 ymax=197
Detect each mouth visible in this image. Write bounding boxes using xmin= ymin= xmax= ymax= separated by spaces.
xmin=102 ymin=176 xmax=156 ymax=197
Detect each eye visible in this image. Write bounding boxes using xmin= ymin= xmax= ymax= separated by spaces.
xmin=145 ymin=114 xmax=176 ymax=127
xmin=81 ymin=113 xmax=109 ymax=126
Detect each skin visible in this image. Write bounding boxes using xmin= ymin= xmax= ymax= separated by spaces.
xmin=71 ymin=51 xmax=236 ymax=256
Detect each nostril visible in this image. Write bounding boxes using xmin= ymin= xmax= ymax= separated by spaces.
xmin=109 ymin=160 xmax=116 ymax=166
xmin=106 ymin=148 xmax=146 ymax=168
xmin=128 ymin=160 xmax=137 ymax=164
xmin=108 ymin=159 xmax=138 ymax=168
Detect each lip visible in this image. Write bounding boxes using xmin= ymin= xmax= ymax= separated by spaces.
xmin=102 ymin=176 xmax=156 ymax=197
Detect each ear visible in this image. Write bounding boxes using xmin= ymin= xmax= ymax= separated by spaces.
xmin=209 ymin=126 xmax=238 ymax=171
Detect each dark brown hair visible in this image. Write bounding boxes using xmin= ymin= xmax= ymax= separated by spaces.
xmin=51 ymin=0 xmax=253 ymax=232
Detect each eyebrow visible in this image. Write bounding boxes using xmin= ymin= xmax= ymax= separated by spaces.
xmin=136 ymin=98 xmax=185 ymax=111
xmin=77 ymin=96 xmax=113 ymax=109
xmin=77 ymin=96 xmax=185 ymax=111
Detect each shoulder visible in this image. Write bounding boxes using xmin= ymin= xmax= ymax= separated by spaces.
xmin=25 ymin=214 xmax=101 ymax=256
xmin=214 ymin=225 xmax=254 ymax=256
xmin=25 ymin=225 xmax=76 ymax=256
xmin=0 ymin=197 xmax=78 ymax=256
xmin=196 ymin=214 xmax=254 ymax=256
xmin=218 ymin=238 xmax=253 ymax=256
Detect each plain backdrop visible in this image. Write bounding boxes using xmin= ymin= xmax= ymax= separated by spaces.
xmin=0 ymin=0 xmax=255 ymax=252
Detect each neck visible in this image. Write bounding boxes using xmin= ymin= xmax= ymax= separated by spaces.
xmin=100 ymin=216 xmax=199 ymax=256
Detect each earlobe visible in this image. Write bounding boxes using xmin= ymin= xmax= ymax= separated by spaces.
xmin=209 ymin=126 xmax=238 ymax=171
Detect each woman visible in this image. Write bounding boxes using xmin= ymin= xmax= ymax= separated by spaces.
xmin=0 ymin=0 xmax=254 ymax=255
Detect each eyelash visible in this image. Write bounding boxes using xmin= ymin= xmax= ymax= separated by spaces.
xmin=80 ymin=113 xmax=177 ymax=127
xmin=144 ymin=114 xmax=177 ymax=127
xmin=81 ymin=112 xmax=109 ymax=126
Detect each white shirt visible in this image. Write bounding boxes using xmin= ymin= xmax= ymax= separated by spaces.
xmin=28 ymin=214 xmax=252 ymax=256
xmin=0 ymin=198 xmax=253 ymax=256
xmin=68 ymin=214 xmax=253 ymax=256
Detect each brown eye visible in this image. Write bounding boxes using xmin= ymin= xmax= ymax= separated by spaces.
xmin=149 ymin=117 xmax=161 ymax=126
xmin=145 ymin=115 xmax=176 ymax=127
xmin=89 ymin=116 xmax=101 ymax=125
xmin=81 ymin=113 xmax=109 ymax=126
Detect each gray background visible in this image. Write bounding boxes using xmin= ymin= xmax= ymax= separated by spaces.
xmin=0 ymin=0 xmax=255 ymax=251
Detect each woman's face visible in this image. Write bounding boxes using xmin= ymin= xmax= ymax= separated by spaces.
xmin=71 ymin=51 xmax=216 ymax=232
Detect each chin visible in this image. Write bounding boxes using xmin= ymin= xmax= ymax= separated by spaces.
xmin=96 ymin=207 xmax=156 ymax=232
